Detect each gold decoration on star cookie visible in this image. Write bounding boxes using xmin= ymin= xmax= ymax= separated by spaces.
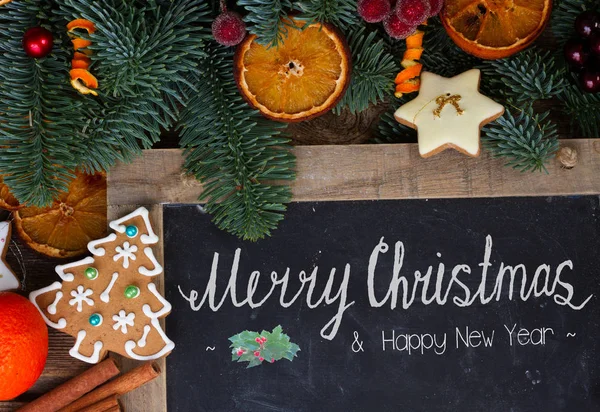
xmin=433 ymin=94 xmax=464 ymax=118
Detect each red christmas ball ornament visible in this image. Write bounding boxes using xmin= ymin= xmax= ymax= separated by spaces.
xmin=212 ymin=12 xmax=247 ymax=47
xmin=23 ymin=27 xmax=54 ymax=58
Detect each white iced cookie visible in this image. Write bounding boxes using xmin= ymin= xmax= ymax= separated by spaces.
xmin=394 ymin=69 xmax=504 ymax=158
xmin=0 ymin=221 xmax=20 ymax=292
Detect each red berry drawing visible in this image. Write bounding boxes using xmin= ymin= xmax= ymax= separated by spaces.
xmin=396 ymin=0 xmax=430 ymax=26
xmin=255 ymin=337 xmax=262 ymax=343
xmin=259 ymin=357 xmax=265 ymax=362
xmin=261 ymin=337 xmax=267 ymax=343
xmin=254 ymin=351 xmax=261 ymax=357
xmin=357 ymin=0 xmax=392 ymax=23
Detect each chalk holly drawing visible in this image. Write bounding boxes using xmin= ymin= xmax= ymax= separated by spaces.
xmin=229 ymin=325 xmax=300 ymax=368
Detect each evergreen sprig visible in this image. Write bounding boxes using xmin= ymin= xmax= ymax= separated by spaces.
xmin=482 ymin=107 xmax=559 ymax=173
xmin=334 ymin=26 xmax=398 ymax=114
xmin=178 ymin=43 xmax=295 ymax=241
xmin=560 ymin=79 xmax=600 ymax=138
xmin=373 ymin=96 xmax=415 ymax=143
xmin=238 ymin=0 xmax=294 ymax=48
xmin=479 ymin=49 xmax=566 ymax=103
xmin=296 ymin=0 xmax=359 ymax=30
xmin=0 ymin=0 xmax=84 ymax=205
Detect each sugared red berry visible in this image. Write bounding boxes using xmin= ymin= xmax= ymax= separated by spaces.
xmin=396 ymin=0 xmax=430 ymax=26
xmin=575 ymin=10 xmax=600 ymax=39
xmin=428 ymin=0 xmax=444 ymax=17
xmin=580 ymin=68 xmax=600 ymax=93
xmin=212 ymin=12 xmax=247 ymax=47
xmin=357 ymin=0 xmax=392 ymax=23
xmin=564 ymin=38 xmax=590 ymax=69
xmin=384 ymin=13 xmax=417 ymax=39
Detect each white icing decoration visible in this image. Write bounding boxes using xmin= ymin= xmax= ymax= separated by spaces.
xmin=29 ymin=282 xmax=67 ymax=329
xmin=88 ymin=234 xmax=117 ymax=257
xmin=47 ymin=291 xmax=63 ymax=315
xmin=137 ymin=325 xmax=151 ymax=348
xmin=109 ymin=207 xmax=159 ymax=245
xmin=0 ymin=221 xmax=20 ymax=291
xmin=394 ymin=69 xmax=504 ymax=158
xmin=100 ymin=273 xmax=119 ymax=303
xmin=124 ymin=318 xmax=175 ymax=361
xmin=114 ymin=241 xmax=137 ymax=269
xmin=55 ymin=256 xmax=95 ymax=282
xmin=70 ymin=330 xmax=103 ymax=364
xmin=112 ymin=310 xmax=135 ymax=334
xmin=142 ymin=282 xmax=172 ymax=318
xmin=138 ymin=247 xmax=163 ymax=277
xmin=69 ymin=285 xmax=94 ymax=312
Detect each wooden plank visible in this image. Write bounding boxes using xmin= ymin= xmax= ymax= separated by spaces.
xmin=108 ymin=205 xmax=166 ymax=412
xmin=108 ymin=140 xmax=600 ymax=206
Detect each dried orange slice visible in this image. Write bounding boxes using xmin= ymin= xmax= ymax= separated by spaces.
xmin=441 ymin=0 xmax=552 ymax=59
xmin=0 ymin=177 xmax=21 ymax=211
xmin=14 ymin=171 xmax=107 ymax=258
xmin=234 ymin=19 xmax=351 ymax=122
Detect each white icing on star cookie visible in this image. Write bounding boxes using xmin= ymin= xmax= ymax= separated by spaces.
xmin=394 ymin=69 xmax=504 ymax=158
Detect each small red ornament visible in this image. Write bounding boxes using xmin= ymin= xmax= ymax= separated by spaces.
xmin=23 ymin=27 xmax=54 ymax=58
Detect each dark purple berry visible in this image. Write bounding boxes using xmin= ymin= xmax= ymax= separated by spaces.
xmin=575 ymin=10 xmax=600 ymax=39
xmin=580 ymin=68 xmax=600 ymax=93
xmin=589 ymin=32 xmax=600 ymax=56
xmin=564 ymin=38 xmax=590 ymax=68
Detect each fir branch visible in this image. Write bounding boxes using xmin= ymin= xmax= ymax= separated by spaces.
xmin=551 ymin=0 xmax=597 ymax=48
xmin=373 ymin=95 xmax=416 ymax=143
xmin=238 ymin=0 xmax=294 ymax=48
xmin=0 ymin=0 xmax=84 ymax=205
xmin=482 ymin=107 xmax=559 ymax=173
xmin=479 ymin=48 xmax=566 ymax=103
xmin=178 ymin=43 xmax=296 ymax=241
xmin=560 ymin=79 xmax=600 ymax=138
xmin=334 ymin=26 xmax=398 ymax=114
xmin=295 ymin=0 xmax=359 ymax=30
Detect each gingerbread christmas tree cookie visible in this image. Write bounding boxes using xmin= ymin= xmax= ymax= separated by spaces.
xmin=30 ymin=207 xmax=174 ymax=364
xmin=0 ymin=221 xmax=19 ymax=291
xmin=394 ymin=69 xmax=504 ymax=158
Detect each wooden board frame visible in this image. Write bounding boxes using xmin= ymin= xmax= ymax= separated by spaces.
xmin=5 ymin=140 xmax=596 ymax=412
xmin=104 ymin=140 xmax=600 ymax=411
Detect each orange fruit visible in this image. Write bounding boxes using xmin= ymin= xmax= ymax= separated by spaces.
xmin=14 ymin=171 xmax=107 ymax=258
xmin=441 ymin=0 xmax=552 ymax=59
xmin=0 ymin=177 xmax=21 ymax=211
xmin=0 ymin=292 xmax=48 ymax=401
xmin=234 ymin=19 xmax=351 ymax=122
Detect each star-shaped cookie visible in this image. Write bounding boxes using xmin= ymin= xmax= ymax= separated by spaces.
xmin=394 ymin=69 xmax=504 ymax=158
xmin=0 ymin=221 xmax=19 ymax=291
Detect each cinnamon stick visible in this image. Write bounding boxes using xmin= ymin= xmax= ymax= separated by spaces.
xmin=59 ymin=362 xmax=160 ymax=412
xmin=102 ymin=407 xmax=121 ymax=412
xmin=18 ymin=359 xmax=120 ymax=412
xmin=76 ymin=395 xmax=120 ymax=412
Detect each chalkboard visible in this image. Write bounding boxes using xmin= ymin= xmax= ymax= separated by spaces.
xmin=163 ymin=197 xmax=600 ymax=412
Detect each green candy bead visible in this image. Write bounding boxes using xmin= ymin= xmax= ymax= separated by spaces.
xmin=85 ymin=267 xmax=98 ymax=280
xmin=124 ymin=285 xmax=140 ymax=299
xmin=125 ymin=225 xmax=138 ymax=238
xmin=89 ymin=313 xmax=103 ymax=326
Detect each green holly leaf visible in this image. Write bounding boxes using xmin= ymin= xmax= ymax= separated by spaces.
xmin=229 ymin=325 xmax=300 ymax=368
